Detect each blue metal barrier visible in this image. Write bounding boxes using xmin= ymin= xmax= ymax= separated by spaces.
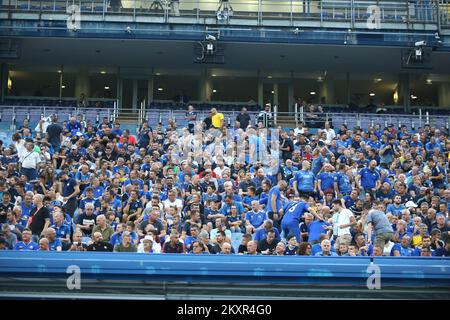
xmin=0 ymin=251 xmax=449 ymax=287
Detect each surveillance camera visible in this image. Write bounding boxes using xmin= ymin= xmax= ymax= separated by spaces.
xmin=293 ymin=28 xmax=299 ymax=34
xmin=126 ymin=26 xmax=132 ymax=33
xmin=415 ymin=40 xmax=426 ymax=47
xmin=206 ymin=34 xmax=216 ymax=41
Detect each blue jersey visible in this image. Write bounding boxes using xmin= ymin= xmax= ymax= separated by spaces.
xmin=308 ymin=220 xmax=329 ymax=243
xmin=294 ymin=170 xmax=315 ymax=193
xmin=317 ymin=172 xmax=335 ymax=192
xmin=359 ymin=168 xmax=380 ymax=189
xmin=283 ymin=201 xmax=310 ymax=222
xmin=14 ymin=241 xmax=39 ymax=251
xmin=267 ymin=186 xmax=283 ymax=212
xmin=49 ymin=238 xmax=62 ymax=251
xmin=19 ymin=203 xmax=34 ymax=227
xmin=335 ymin=171 xmax=351 ymax=194
xmin=51 ymin=223 xmax=71 ymax=240
xmin=245 ymin=211 xmax=267 ymax=229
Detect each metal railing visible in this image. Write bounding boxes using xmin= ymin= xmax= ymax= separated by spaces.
xmin=1 ymin=0 xmax=444 ymax=28
xmin=1 ymin=104 xmax=450 ymax=133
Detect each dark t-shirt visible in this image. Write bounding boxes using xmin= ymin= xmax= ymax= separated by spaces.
xmin=163 ymin=241 xmax=184 ymax=253
xmin=46 ymin=123 xmax=63 ymax=145
xmin=87 ymin=242 xmax=113 ymax=252
xmin=257 ymin=239 xmax=277 ymax=253
xmin=0 ymin=201 xmax=14 ymax=224
xmin=29 ymin=206 xmax=50 ymax=235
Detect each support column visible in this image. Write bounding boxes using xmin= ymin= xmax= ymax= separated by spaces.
xmin=75 ymin=67 xmax=90 ymax=98
xmin=398 ymin=74 xmax=410 ymax=113
xmin=288 ymin=81 xmax=295 ymax=114
xmin=346 ymin=72 xmax=350 ymax=104
xmin=147 ymin=77 xmax=154 ymax=104
xmin=257 ymin=80 xmax=264 ymax=107
xmin=0 ymin=63 xmax=9 ymax=103
xmin=198 ymin=70 xmax=213 ymax=102
xmin=116 ymin=76 xmax=123 ymax=111
xmin=273 ymin=83 xmax=279 ymax=107
xmin=438 ymin=82 xmax=450 ymax=108
xmin=320 ymin=74 xmax=335 ymax=104
xmin=132 ymin=79 xmax=138 ymax=112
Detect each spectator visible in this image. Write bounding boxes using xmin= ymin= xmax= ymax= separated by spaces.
xmin=45 ymin=227 xmax=62 ymax=251
xmin=114 ymin=231 xmax=137 ymax=252
xmin=87 ymin=232 xmax=113 ymax=252
xmin=14 ymin=228 xmax=38 ymax=251
xmin=315 ymin=239 xmax=338 ymax=256
xmin=245 ymin=240 xmax=259 ymax=255
xmin=163 ymin=231 xmax=185 ymax=253
xmin=1 ymin=224 xmax=17 ymax=249
xmin=26 ymin=194 xmax=50 ymax=243
xmin=362 ymin=204 xmax=394 ymax=247
xmin=92 ymin=214 xmax=114 ymax=242
xmin=257 ymin=229 xmax=277 ymax=254
xmin=236 ymin=107 xmax=251 ymax=131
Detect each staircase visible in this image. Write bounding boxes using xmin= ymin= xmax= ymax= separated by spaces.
xmin=115 ymin=110 xmax=141 ymax=125
xmin=274 ymin=114 xmax=297 ymax=129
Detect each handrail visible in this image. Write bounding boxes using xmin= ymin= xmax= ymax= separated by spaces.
xmin=0 ymin=0 xmax=445 ymax=28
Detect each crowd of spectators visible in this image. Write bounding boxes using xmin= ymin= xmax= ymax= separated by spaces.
xmin=0 ymin=105 xmax=449 ymax=257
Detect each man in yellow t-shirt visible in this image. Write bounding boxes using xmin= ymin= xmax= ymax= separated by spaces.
xmin=211 ymin=108 xmax=224 ymax=129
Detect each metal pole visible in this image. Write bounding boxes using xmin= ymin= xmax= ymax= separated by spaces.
xmin=300 ymin=105 xmax=304 ymax=123
xmin=419 ymin=108 xmax=422 ymax=128
xmin=426 ymin=111 xmax=429 ymax=125
xmin=295 ymin=103 xmax=298 ymax=127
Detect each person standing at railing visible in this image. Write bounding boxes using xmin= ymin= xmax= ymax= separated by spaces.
xmin=185 ymin=105 xmax=197 ymax=134
xmin=170 ymin=0 xmax=180 ymax=16
xmin=45 ymin=114 xmax=63 ymax=153
xmin=109 ymin=0 xmax=122 ymax=12
xmin=236 ymin=107 xmax=251 ymax=131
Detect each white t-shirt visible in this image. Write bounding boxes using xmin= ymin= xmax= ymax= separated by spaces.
xmin=162 ymin=198 xmax=184 ymax=213
xmin=20 ymin=151 xmax=41 ymax=169
xmin=337 ymin=208 xmax=354 ymax=236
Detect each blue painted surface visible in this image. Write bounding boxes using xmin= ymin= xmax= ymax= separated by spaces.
xmin=0 ymin=251 xmax=449 ymax=287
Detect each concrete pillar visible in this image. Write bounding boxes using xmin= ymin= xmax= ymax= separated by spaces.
xmin=75 ymin=67 xmax=90 ymax=98
xmin=257 ymin=80 xmax=264 ymax=107
xmin=147 ymin=77 xmax=154 ymax=105
xmin=0 ymin=63 xmax=9 ymax=103
xmin=288 ymin=81 xmax=295 ymax=114
xmin=198 ymin=70 xmax=213 ymax=102
xmin=273 ymin=83 xmax=279 ymax=107
xmin=438 ymin=82 xmax=450 ymax=108
xmin=132 ymin=79 xmax=138 ymax=112
xmin=320 ymin=75 xmax=335 ymax=104
xmin=398 ymin=74 xmax=410 ymax=112
xmin=116 ymin=76 xmax=123 ymax=111
xmin=346 ymin=72 xmax=350 ymax=104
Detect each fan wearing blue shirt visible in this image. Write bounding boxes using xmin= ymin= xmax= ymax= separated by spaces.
xmin=245 ymin=201 xmax=267 ymax=234
xmin=46 ymin=228 xmax=62 ymax=251
xmin=308 ymin=209 xmax=332 ymax=243
xmin=266 ymin=181 xmax=287 ymax=231
xmin=254 ymin=220 xmax=281 ymax=243
xmin=317 ymin=163 xmax=335 ymax=198
xmin=281 ymin=200 xmax=310 ymax=242
xmin=391 ymin=236 xmax=414 ymax=256
xmin=293 ymin=160 xmax=316 ymax=196
xmin=13 ymin=228 xmax=38 ymax=251
xmin=386 ymin=196 xmax=406 ymax=217
xmin=356 ymin=160 xmax=381 ymax=194
xmin=334 ymin=164 xmax=352 ymax=196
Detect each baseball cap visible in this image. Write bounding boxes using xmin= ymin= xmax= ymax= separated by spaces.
xmin=405 ymin=201 xmax=418 ymax=208
xmin=71 ymin=145 xmax=77 ymax=150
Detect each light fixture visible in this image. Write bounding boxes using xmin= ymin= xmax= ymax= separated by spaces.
xmin=373 ymin=78 xmax=382 ymax=83
xmin=317 ymin=77 xmax=323 ymax=82
xmin=100 ymin=71 xmax=106 ymax=74
xmin=369 ymin=93 xmax=375 ymax=97
xmin=57 ymin=70 xmax=62 ymax=73
xmin=212 ymin=89 xmax=217 ymax=93
xmin=61 ymin=85 xmax=66 ymax=89
xmin=212 ymin=74 xmax=217 ymax=77
xmin=411 ymin=95 xmax=417 ymax=100
xmin=158 ymin=88 xmax=163 ymax=91
xmin=267 ymin=75 xmax=273 ymax=79
xmin=310 ymin=91 xmax=316 ymax=95
xmin=104 ymin=86 xmax=110 ymax=90
xmin=155 ymin=72 xmax=161 ymax=76
xmin=271 ymin=90 xmax=274 ymax=94
xmin=426 ymin=79 xmax=432 ymax=85
xmin=7 ymin=77 xmax=12 ymax=90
